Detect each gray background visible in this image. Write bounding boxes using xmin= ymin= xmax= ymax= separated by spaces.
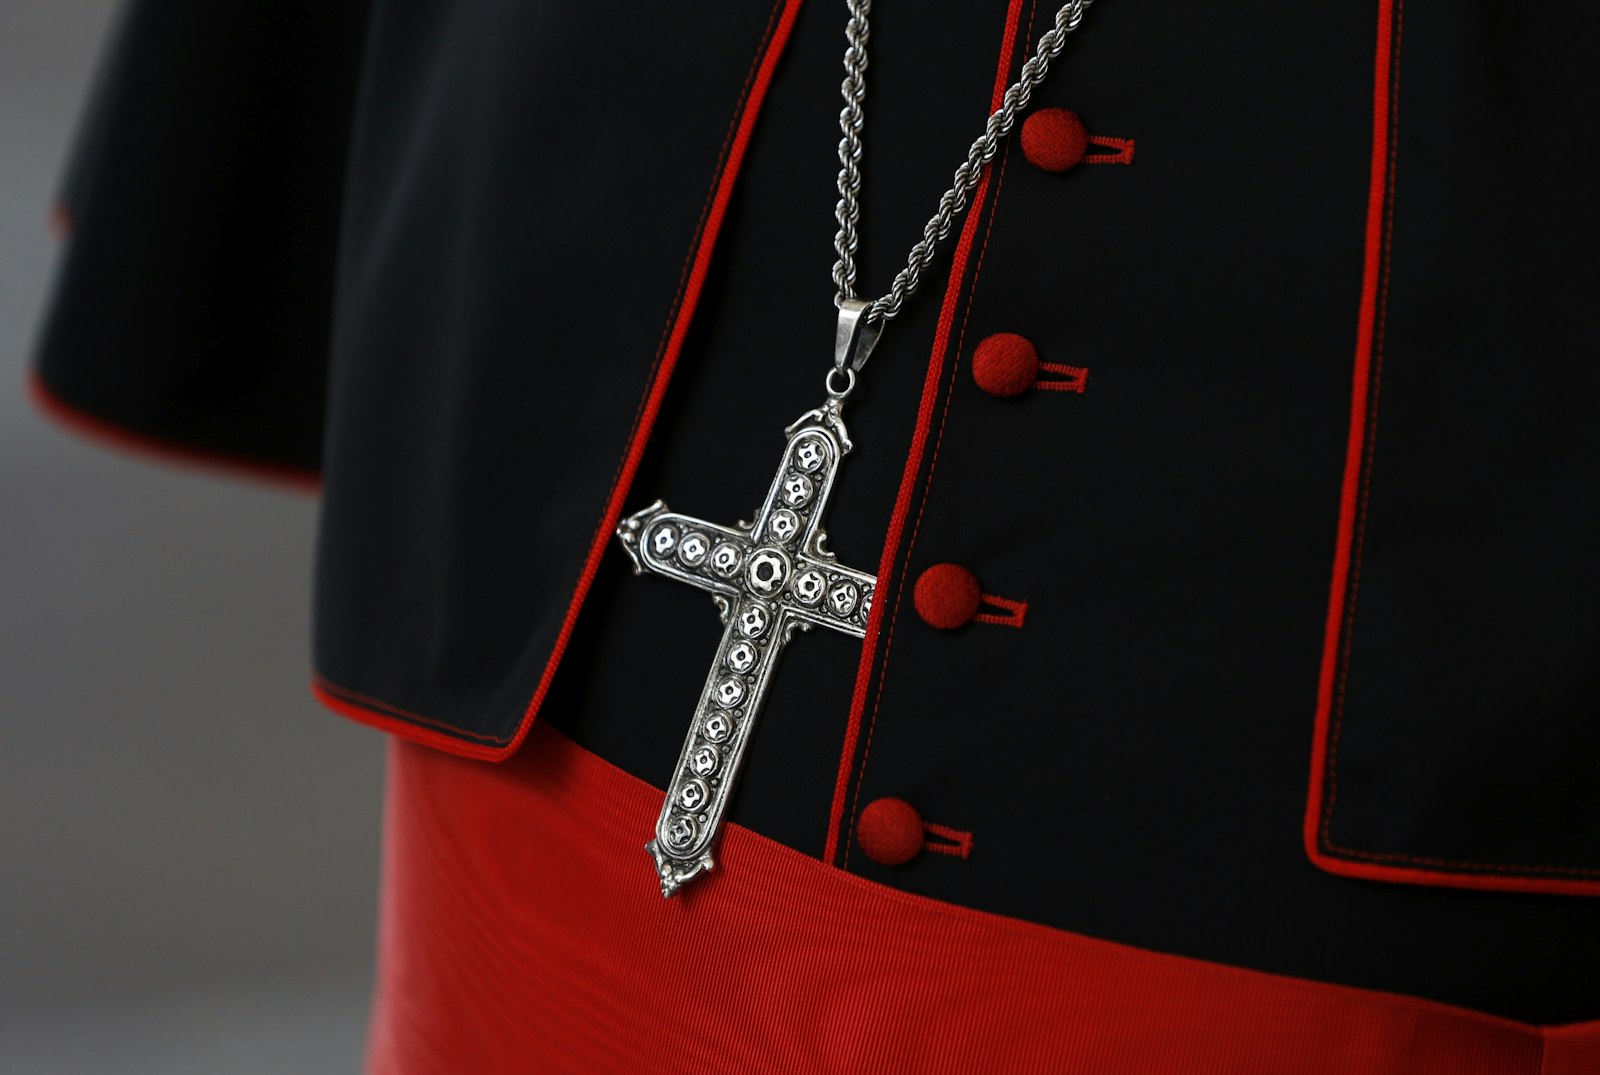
xmin=2 ymin=5 xmax=382 ymax=1072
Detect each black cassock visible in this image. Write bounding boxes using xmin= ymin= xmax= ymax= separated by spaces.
xmin=34 ymin=1 xmax=1600 ymax=1068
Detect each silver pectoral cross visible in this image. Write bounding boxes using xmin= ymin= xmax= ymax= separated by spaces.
xmin=615 ymin=392 xmax=876 ymax=896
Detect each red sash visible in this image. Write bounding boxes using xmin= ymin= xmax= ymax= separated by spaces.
xmin=365 ymin=721 xmax=1600 ymax=1074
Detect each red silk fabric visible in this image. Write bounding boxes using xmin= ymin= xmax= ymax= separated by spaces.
xmin=366 ymin=720 xmax=1600 ymax=1074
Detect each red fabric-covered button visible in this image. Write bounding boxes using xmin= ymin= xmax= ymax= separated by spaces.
xmin=858 ymin=798 xmax=924 ymax=867
xmin=913 ymin=563 xmax=982 ymax=630
xmin=972 ymin=333 xmax=1040 ymax=397
xmin=1020 ymin=108 xmax=1089 ymax=172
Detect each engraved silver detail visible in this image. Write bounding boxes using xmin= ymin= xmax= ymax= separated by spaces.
xmin=646 ymin=838 xmax=712 ymax=897
xmin=745 ymin=549 xmax=790 ymax=596
xmin=663 ymin=815 xmax=696 ymax=850
xmin=794 ymin=436 xmax=827 ymax=473
xmin=710 ymin=542 xmax=743 ymax=577
xmin=677 ymin=531 xmax=710 ymax=566
xmin=828 ymin=579 xmax=860 ymax=617
xmin=726 ymin=640 xmax=757 ymax=673
xmin=792 ymin=568 xmax=827 ymax=606
xmin=614 ymin=405 xmax=878 ymax=896
xmin=714 ymin=676 xmax=746 ymax=708
xmin=738 ymin=603 xmax=770 ymax=638
xmin=767 ymin=509 xmax=800 ymax=544
xmin=679 ymin=779 xmax=710 ymax=811
xmin=702 ymin=713 xmax=732 ymax=743
xmin=782 ymin=473 xmax=815 ymax=507
xmin=691 ymin=746 xmax=719 ymax=777
xmin=650 ymin=523 xmax=678 ymax=557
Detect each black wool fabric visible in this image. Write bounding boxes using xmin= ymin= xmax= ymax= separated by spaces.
xmin=34 ymin=0 xmax=1600 ymax=1024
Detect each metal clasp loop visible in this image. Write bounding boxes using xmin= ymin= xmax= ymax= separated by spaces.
xmin=825 ymin=365 xmax=857 ymax=401
xmin=833 ymin=298 xmax=883 ymax=373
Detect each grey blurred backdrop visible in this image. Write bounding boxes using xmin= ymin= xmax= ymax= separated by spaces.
xmin=2 ymin=5 xmax=383 ymax=1072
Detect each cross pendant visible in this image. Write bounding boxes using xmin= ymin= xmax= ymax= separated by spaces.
xmin=615 ymin=395 xmax=876 ymax=897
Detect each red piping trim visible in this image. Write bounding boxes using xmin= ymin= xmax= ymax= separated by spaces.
xmin=312 ymin=674 xmax=512 ymax=761
xmin=1305 ymin=1 xmax=1398 ymax=869
xmin=825 ymin=0 xmax=1033 ymax=865
xmin=26 ymin=368 xmax=321 ymax=494
xmin=1302 ymin=0 xmax=1600 ymax=897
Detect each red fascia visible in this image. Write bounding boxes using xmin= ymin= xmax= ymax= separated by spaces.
xmin=368 ymin=717 xmax=1600 ymax=1074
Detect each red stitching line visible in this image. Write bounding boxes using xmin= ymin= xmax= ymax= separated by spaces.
xmin=1084 ymin=134 xmax=1135 ymax=165
xmin=843 ymin=3 xmax=1035 ymax=869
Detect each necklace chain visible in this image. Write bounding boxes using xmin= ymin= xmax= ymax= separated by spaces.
xmin=830 ymin=0 xmax=1094 ymax=330
xmin=623 ymin=0 xmax=1098 ymax=897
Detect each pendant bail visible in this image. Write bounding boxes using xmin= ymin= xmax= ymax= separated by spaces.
xmin=834 ymin=298 xmax=883 ymax=373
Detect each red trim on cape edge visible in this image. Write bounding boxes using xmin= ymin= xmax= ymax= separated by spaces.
xmin=312 ymin=674 xmax=513 ymax=761
xmin=311 ymin=0 xmax=807 ymax=762
xmin=1302 ymin=1 xmax=1600 ymax=897
xmin=26 ymin=369 xmax=321 ymax=494
xmin=823 ymin=0 xmax=1030 ymax=866
xmin=367 ymin=717 xmax=1600 ymax=1075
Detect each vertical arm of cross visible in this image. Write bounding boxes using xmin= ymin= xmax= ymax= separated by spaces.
xmin=646 ymin=593 xmax=788 ymax=894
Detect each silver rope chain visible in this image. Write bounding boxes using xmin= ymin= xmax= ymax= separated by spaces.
xmin=830 ymin=0 xmax=1094 ymax=329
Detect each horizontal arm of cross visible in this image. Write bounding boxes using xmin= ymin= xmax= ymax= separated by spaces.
xmin=781 ymin=554 xmax=876 ymax=639
xmin=616 ymin=501 xmax=751 ymax=596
